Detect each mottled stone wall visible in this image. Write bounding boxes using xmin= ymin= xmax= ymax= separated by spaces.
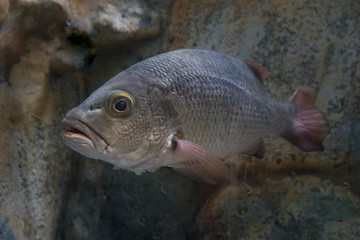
xmin=162 ymin=0 xmax=360 ymax=238
xmin=0 ymin=0 xmax=359 ymax=239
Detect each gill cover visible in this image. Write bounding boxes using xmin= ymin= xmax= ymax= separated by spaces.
xmin=148 ymin=88 xmax=187 ymax=144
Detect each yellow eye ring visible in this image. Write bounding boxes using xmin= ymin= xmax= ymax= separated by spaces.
xmin=107 ymin=91 xmax=134 ymax=117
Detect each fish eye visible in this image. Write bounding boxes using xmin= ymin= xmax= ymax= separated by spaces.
xmin=107 ymin=91 xmax=134 ymax=117
xmin=115 ymin=100 xmax=127 ymax=112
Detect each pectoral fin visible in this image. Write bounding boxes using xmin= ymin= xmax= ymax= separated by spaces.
xmin=168 ymin=139 xmax=233 ymax=185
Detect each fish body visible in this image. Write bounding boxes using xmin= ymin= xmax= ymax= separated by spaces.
xmin=61 ymin=49 xmax=326 ymax=185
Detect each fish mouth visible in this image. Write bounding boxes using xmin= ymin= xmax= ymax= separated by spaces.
xmin=61 ymin=117 xmax=109 ymax=152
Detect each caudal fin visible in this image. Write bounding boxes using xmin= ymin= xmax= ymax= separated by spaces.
xmin=281 ymin=87 xmax=328 ymax=152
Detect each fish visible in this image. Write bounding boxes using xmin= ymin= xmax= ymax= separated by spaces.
xmin=61 ymin=49 xmax=327 ymax=185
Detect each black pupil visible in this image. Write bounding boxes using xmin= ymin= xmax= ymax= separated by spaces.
xmin=115 ymin=100 xmax=127 ymax=112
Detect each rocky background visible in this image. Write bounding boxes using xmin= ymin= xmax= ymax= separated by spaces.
xmin=0 ymin=0 xmax=359 ymax=239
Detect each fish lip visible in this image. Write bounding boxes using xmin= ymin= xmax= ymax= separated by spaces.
xmin=61 ymin=117 xmax=109 ymax=151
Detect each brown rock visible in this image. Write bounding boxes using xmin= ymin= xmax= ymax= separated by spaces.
xmin=0 ymin=0 xmax=68 ymax=68
xmin=0 ymin=0 xmax=9 ymax=28
xmin=66 ymin=0 xmax=161 ymax=50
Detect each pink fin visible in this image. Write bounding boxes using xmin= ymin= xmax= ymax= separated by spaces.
xmin=245 ymin=139 xmax=265 ymax=159
xmin=244 ymin=60 xmax=270 ymax=82
xmin=282 ymin=87 xmax=328 ymax=151
xmin=168 ymin=139 xmax=233 ymax=186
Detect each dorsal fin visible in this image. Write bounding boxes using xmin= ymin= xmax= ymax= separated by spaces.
xmin=244 ymin=60 xmax=270 ymax=82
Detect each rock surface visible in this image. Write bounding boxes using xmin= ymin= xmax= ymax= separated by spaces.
xmin=0 ymin=0 xmax=359 ymax=239
xmin=195 ymin=176 xmax=360 ymax=239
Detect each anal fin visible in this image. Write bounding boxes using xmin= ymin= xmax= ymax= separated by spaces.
xmin=244 ymin=139 xmax=265 ymax=159
xmin=168 ymin=139 xmax=233 ymax=186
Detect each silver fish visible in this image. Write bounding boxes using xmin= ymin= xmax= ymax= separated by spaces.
xmin=61 ymin=49 xmax=327 ymax=185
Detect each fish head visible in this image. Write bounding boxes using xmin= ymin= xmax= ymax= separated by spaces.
xmin=61 ymin=70 xmax=183 ymax=172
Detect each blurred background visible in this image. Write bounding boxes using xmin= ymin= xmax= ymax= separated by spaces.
xmin=0 ymin=0 xmax=359 ymax=239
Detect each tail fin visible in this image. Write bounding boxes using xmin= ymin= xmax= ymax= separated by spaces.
xmin=281 ymin=87 xmax=328 ymax=152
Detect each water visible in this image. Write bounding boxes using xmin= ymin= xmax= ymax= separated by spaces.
xmin=0 ymin=0 xmax=359 ymax=239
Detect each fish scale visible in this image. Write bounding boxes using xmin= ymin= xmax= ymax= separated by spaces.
xmin=174 ymin=83 xmax=277 ymax=156
xmin=133 ymin=51 xmax=292 ymax=157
